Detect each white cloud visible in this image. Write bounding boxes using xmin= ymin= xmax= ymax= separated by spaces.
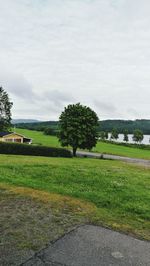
xmin=0 ymin=0 xmax=150 ymax=120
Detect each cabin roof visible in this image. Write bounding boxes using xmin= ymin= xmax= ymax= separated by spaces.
xmin=0 ymin=132 xmax=13 ymax=137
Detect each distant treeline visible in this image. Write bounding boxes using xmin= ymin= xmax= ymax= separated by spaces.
xmin=14 ymin=119 xmax=150 ymax=135
xmin=99 ymin=119 xmax=150 ymax=134
xmin=14 ymin=121 xmax=59 ymax=135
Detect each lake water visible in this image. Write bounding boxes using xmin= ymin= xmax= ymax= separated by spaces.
xmin=108 ymin=133 xmax=150 ymax=145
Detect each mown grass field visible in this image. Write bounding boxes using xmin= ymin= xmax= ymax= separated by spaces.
xmin=16 ymin=128 xmax=60 ymax=147
xmin=15 ymin=128 xmax=150 ymax=159
xmin=93 ymin=141 xmax=150 ymax=160
xmin=0 ymin=154 xmax=150 ymax=240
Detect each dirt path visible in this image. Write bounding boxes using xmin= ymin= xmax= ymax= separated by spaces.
xmin=0 ymin=189 xmax=86 ymax=266
xmin=76 ymin=151 xmax=150 ymax=167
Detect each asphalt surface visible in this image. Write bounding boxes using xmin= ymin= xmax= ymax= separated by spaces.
xmin=22 ymin=225 xmax=150 ymax=266
xmin=76 ymin=151 xmax=150 ymax=167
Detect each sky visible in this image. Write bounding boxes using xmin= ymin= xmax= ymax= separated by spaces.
xmin=0 ymin=0 xmax=150 ymax=121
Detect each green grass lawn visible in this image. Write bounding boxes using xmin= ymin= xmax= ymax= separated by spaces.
xmin=93 ymin=141 xmax=150 ymax=160
xmin=15 ymin=128 xmax=60 ymax=147
xmin=0 ymin=154 xmax=150 ymax=240
xmin=15 ymin=128 xmax=150 ymax=160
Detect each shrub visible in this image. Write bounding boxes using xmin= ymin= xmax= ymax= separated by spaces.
xmin=0 ymin=142 xmax=72 ymax=158
xmin=43 ymin=127 xmax=58 ymax=136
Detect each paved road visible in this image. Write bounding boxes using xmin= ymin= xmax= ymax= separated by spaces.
xmin=22 ymin=225 xmax=150 ymax=266
xmin=76 ymin=151 xmax=150 ymax=167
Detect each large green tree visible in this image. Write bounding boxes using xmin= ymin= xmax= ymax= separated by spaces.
xmin=0 ymin=87 xmax=13 ymax=131
xmin=59 ymin=103 xmax=99 ymax=156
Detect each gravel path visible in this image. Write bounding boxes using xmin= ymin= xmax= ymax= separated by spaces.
xmin=76 ymin=151 xmax=150 ymax=167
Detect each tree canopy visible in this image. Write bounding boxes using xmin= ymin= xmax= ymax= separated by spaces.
xmin=99 ymin=131 xmax=108 ymax=140
xmin=59 ymin=103 xmax=99 ymax=156
xmin=98 ymin=119 xmax=150 ymax=134
xmin=123 ymin=129 xmax=129 ymax=142
xmin=132 ymin=129 xmax=144 ymax=143
xmin=110 ymin=128 xmax=118 ymax=140
xmin=0 ymin=87 xmax=13 ymax=131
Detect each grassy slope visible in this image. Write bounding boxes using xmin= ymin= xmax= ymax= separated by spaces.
xmin=93 ymin=141 xmax=150 ymax=160
xmin=15 ymin=128 xmax=150 ymax=160
xmin=15 ymin=128 xmax=60 ymax=147
xmin=0 ymin=154 xmax=150 ymax=240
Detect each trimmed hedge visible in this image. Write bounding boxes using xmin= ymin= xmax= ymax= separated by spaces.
xmin=0 ymin=142 xmax=72 ymax=158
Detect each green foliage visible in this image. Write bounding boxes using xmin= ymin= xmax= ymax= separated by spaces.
xmin=99 ymin=131 xmax=108 ymax=140
xmin=0 ymin=142 xmax=72 ymax=158
xmin=99 ymin=119 xmax=150 ymax=134
xmin=104 ymin=131 xmax=108 ymax=139
xmin=0 ymin=87 xmax=13 ymax=131
xmin=123 ymin=129 xmax=129 ymax=142
xmin=110 ymin=128 xmax=118 ymax=140
xmin=59 ymin=103 xmax=99 ymax=156
xmin=133 ymin=129 xmax=144 ymax=143
xmin=44 ymin=127 xmax=58 ymax=136
xmin=99 ymin=131 xmax=105 ymax=140
xmin=14 ymin=121 xmax=58 ymax=132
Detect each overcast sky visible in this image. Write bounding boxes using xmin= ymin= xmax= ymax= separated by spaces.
xmin=0 ymin=0 xmax=150 ymax=121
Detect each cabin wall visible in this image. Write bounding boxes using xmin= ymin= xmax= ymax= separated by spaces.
xmin=2 ymin=134 xmax=23 ymax=143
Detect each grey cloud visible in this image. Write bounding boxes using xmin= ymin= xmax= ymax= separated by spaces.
xmin=13 ymin=97 xmax=67 ymax=120
xmin=43 ymin=90 xmax=74 ymax=106
xmin=0 ymin=69 xmax=36 ymax=101
xmin=94 ymin=100 xmax=117 ymax=113
xmin=12 ymin=89 xmax=75 ymax=120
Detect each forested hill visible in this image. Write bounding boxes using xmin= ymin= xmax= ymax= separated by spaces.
xmin=14 ymin=121 xmax=58 ymax=131
xmin=99 ymin=120 xmax=150 ymax=134
xmin=12 ymin=119 xmax=40 ymax=124
xmin=14 ymin=119 xmax=150 ymax=135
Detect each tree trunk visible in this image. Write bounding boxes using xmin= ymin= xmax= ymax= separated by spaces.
xmin=73 ymin=147 xmax=77 ymax=157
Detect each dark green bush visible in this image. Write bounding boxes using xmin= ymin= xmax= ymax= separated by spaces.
xmin=0 ymin=142 xmax=72 ymax=158
xmin=43 ymin=127 xmax=58 ymax=136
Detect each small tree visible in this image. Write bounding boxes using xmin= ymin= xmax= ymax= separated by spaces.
xmin=59 ymin=103 xmax=99 ymax=156
xmin=44 ymin=127 xmax=56 ymax=136
xmin=110 ymin=128 xmax=118 ymax=141
xmin=0 ymin=87 xmax=13 ymax=131
xmin=99 ymin=131 xmax=105 ymax=140
xmin=104 ymin=131 xmax=108 ymax=140
xmin=99 ymin=131 xmax=108 ymax=140
xmin=132 ymin=129 xmax=143 ymax=143
xmin=123 ymin=129 xmax=129 ymax=142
